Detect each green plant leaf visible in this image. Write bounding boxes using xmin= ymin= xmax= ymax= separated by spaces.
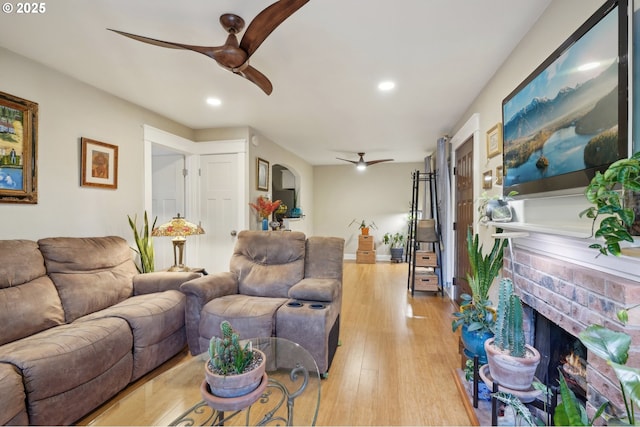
xmin=554 ymin=369 xmax=589 ymax=425
xmin=610 ymin=361 xmax=640 ymax=411
xmin=579 ymin=325 xmax=630 ymax=365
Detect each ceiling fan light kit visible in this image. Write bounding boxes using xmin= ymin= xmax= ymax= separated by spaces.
xmin=108 ymin=0 xmax=310 ymax=95
xmin=336 ymin=152 xmax=394 ymax=170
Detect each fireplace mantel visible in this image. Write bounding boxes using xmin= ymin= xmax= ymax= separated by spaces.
xmin=490 ymin=221 xmax=640 ymax=282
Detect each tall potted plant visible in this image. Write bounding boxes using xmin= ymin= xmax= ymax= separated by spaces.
xmin=127 ymin=211 xmax=156 ymax=273
xmin=452 ymin=229 xmax=507 ymax=364
xmin=579 ymin=151 xmax=640 ymax=256
xmin=484 ymin=278 xmax=540 ymax=391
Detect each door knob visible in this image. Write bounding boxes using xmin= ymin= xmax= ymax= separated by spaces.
xmin=230 ymin=230 xmax=237 ymax=237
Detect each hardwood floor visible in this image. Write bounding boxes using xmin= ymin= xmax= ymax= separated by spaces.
xmin=78 ymin=261 xmax=470 ymax=426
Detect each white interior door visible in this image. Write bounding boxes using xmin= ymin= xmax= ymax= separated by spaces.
xmin=199 ymin=153 xmax=241 ymax=273
xmin=152 ymin=154 xmax=185 ymax=270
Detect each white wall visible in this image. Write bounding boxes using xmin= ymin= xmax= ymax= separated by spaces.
xmin=313 ymin=161 xmax=424 ymax=258
xmin=0 ymin=47 xmax=193 ymax=241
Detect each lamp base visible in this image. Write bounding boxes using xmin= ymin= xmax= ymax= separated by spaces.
xmin=167 ymin=264 xmax=191 ymax=272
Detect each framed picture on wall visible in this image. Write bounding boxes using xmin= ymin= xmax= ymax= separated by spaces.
xmin=483 ymin=170 xmax=493 ymax=189
xmin=486 ymin=123 xmax=503 ymax=158
xmin=257 ymin=157 xmax=269 ymax=191
xmin=0 ymin=90 xmax=38 ymax=204
xmin=81 ymin=137 xmax=118 ymax=189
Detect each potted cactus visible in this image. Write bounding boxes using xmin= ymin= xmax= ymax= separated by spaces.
xmin=204 ymin=321 xmax=266 ymax=399
xmin=484 ymin=278 xmax=540 ymax=391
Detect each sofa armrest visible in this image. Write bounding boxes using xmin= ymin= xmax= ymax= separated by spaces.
xmin=133 ymin=271 xmax=201 ymax=295
xmin=180 ymin=272 xmax=239 ymax=355
xmin=180 ymin=272 xmax=238 ymax=301
xmin=288 ymin=278 xmax=340 ymax=302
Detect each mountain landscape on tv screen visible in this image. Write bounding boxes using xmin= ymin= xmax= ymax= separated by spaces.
xmin=503 ymin=61 xmax=619 ymax=187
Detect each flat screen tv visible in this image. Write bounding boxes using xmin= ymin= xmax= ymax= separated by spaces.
xmin=502 ymin=0 xmax=628 ymax=197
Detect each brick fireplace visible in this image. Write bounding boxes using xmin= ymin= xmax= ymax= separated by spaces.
xmin=499 ymin=230 xmax=640 ymax=418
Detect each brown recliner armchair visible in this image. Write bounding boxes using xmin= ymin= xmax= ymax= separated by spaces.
xmin=181 ymin=230 xmax=344 ymax=374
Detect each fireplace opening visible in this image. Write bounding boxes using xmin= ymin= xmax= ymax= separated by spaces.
xmin=533 ymin=311 xmax=587 ymax=401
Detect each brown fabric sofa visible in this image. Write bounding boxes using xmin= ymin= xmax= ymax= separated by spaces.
xmin=0 ymin=236 xmax=199 ymax=426
xmin=181 ymin=231 xmax=344 ymax=375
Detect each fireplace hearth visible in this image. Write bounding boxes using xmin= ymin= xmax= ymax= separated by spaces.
xmin=502 ymin=237 xmax=640 ymax=418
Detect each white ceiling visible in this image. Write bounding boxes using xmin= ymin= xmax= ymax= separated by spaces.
xmin=0 ymin=0 xmax=552 ymax=165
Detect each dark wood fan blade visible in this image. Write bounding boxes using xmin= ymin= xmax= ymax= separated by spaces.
xmin=239 ymin=0 xmax=310 ymax=57
xmin=336 ymin=157 xmax=359 ymax=165
xmin=109 ymin=29 xmax=198 ymax=50
xmin=365 ymin=159 xmax=394 ymax=166
xmin=235 ymin=65 xmax=273 ymax=95
xmin=109 ymin=29 xmax=250 ymax=68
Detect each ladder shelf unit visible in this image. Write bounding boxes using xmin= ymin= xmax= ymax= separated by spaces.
xmin=407 ymin=170 xmax=443 ymax=296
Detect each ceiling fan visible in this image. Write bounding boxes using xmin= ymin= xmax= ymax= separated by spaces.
xmin=336 ymin=153 xmax=394 ymax=170
xmin=108 ymin=0 xmax=309 ymax=95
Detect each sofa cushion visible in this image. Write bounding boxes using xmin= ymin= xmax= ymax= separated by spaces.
xmin=0 ymin=362 xmax=28 ymax=426
xmin=199 ymin=294 xmax=287 ymax=345
xmin=232 ymin=231 xmax=305 ymax=298
xmin=38 ymin=236 xmax=138 ymax=322
xmin=0 ymin=317 xmax=133 ymax=424
xmin=0 ymin=240 xmax=64 ymax=346
xmin=78 ymin=290 xmax=187 ymax=380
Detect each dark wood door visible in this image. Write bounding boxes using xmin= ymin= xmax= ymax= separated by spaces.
xmin=454 ymin=136 xmax=474 ymax=305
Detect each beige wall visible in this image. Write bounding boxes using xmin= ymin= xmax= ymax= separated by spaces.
xmin=0 ymin=47 xmax=193 ymax=240
xmin=313 ymin=162 xmax=424 ymax=258
xmin=451 ymin=0 xmax=606 ymax=245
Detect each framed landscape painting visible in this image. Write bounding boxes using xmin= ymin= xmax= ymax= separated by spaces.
xmin=0 ymin=91 xmax=38 ymax=204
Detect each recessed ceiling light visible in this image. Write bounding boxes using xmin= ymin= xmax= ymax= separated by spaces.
xmin=206 ymin=97 xmax=222 ymax=106
xmin=378 ymin=81 xmax=395 ymax=91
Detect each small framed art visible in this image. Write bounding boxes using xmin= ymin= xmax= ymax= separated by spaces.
xmin=483 ymin=170 xmax=493 ymax=190
xmin=486 ymin=123 xmax=503 ymax=159
xmin=257 ymin=157 xmax=269 ymax=191
xmin=81 ymin=137 xmax=118 ymax=189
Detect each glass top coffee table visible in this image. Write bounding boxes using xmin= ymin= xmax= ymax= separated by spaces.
xmin=87 ymin=337 xmax=321 ymax=426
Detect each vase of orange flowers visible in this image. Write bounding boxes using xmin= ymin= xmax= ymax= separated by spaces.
xmin=249 ymin=196 xmax=282 ymax=231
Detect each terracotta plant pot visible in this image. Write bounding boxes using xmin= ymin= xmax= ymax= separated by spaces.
xmin=361 ymin=227 xmax=370 ymax=235
xmin=204 ymin=349 xmax=266 ymax=398
xmin=484 ymin=338 xmax=540 ymax=391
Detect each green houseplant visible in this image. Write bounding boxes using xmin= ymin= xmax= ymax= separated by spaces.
xmin=204 ymin=321 xmax=266 ymax=399
xmin=127 ymin=211 xmax=156 ymax=273
xmin=452 ymin=229 xmax=507 ymax=364
xmin=579 ymin=151 xmax=640 ymax=256
xmin=383 ymin=232 xmax=405 ymax=261
xmin=484 ymin=278 xmax=540 ymax=391
xmin=349 ymin=219 xmax=377 ymax=235
xmin=551 ymin=310 xmax=640 ymax=426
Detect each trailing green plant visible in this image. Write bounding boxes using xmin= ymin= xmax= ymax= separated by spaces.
xmin=383 ymin=232 xmax=405 ymax=248
xmin=208 ymin=321 xmax=254 ymax=376
xmin=127 ymin=211 xmax=157 ymax=273
xmin=452 ymin=230 xmax=507 ymax=334
xmin=492 ymin=278 xmax=525 ymax=357
xmin=579 ymin=151 xmax=640 ymax=256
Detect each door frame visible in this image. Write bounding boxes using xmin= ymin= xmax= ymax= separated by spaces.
xmin=143 ymin=125 xmax=248 ymax=267
xmin=448 ymin=113 xmax=480 ymax=300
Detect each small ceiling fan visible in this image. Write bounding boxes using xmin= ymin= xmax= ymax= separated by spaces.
xmin=336 ymin=153 xmax=394 ymax=170
xmin=108 ymin=0 xmax=309 ymax=95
